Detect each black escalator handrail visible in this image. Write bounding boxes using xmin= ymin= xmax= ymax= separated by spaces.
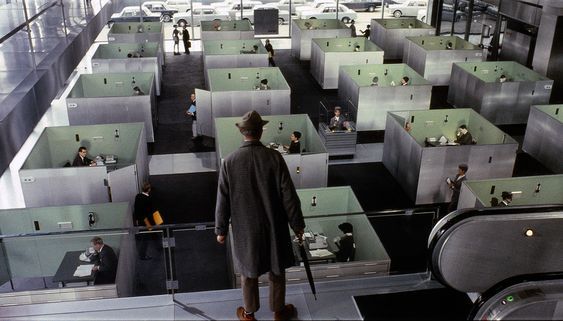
xmin=428 ymin=204 xmax=563 ymax=289
xmin=468 ymin=271 xmax=563 ymax=321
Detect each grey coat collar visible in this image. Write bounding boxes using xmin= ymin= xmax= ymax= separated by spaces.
xmin=241 ymin=140 xmax=263 ymax=147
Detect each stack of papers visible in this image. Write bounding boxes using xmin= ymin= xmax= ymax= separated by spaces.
xmin=73 ymin=264 xmax=94 ymax=277
xmin=309 ymin=249 xmax=333 ymax=258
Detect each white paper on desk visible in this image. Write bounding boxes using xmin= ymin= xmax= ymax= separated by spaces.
xmin=309 ymin=249 xmax=333 ymax=257
xmin=73 ymin=264 xmax=94 ymax=277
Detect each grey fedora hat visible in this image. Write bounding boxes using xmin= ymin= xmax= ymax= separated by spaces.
xmin=236 ymin=110 xmax=269 ymax=130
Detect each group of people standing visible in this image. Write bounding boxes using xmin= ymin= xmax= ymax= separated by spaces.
xmin=172 ymin=25 xmax=191 ymax=55
xmin=349 ymin=20 xmax=371 ymax=39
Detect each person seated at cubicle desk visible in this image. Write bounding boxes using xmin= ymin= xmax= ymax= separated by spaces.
xmin=446 ymin=41 xmax=453 ymax=50
xmin=90 ymin=236 xmax=118 ymax=285
xmin=334 ymin=222 xmax=355 ymax=262
xmin=72 ymin=146 xmax=96 ymax=167
xmin=329 ymin=106 xmax=346 ymax=131
xmin=284 ymin=131 xmax=301 ymax=154
xmin=354 ymin=45 xmax=360 ymax=52
xmin=498 ymin=191 xmax=512 ymax=206
xmin=127 ymin=51 xmax=142 ymax=58
xmin=256 ymin=79 xmax=270 ymax=90
xmin=499 ymin=74 xmax=508 ymax=83
xmin=371 ymin=76 xmax=379 ymax=86
xmin=454 ymin=124 xmax=473 ymax=145
xmin=401 ymin=76 xmax=409 ymax=86
xmin=133 ymin=86 xmax=145 ymax=95
xmin=241 ymin=45 xmax=259 ymax=54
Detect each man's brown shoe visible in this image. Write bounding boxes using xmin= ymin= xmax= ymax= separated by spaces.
xmin=237 ymin=307 xmax=256 ymax=321
xmin=274 ymin=304 xmax=297 ymax=320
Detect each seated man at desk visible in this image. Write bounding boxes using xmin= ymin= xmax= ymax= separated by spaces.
xmin=401 ymin=76 xmax=409 ymax=86
xmin=370 ymin=76 xmax=379 ymax=86
xmin=454 ymin=124 xmax=473 ymax=145
xmin=285 ymin=131 xmax=301 ymax=154
xmin=257 ymin=79 xmax=270 ymax=90
xmin=133 ymin=86 xmax=145 ymax=95
xmin=90 ymin=236 xmax=118 ymax=285
xmin=329 ymin=106 xmax=346 ymax=131
xmin=72 ymin=146 xmax=96 ymax=167
xmin=241 ymin=45 xmax=259 ymax=54
xmin=334 ymin=222 xmax=355 ymax=262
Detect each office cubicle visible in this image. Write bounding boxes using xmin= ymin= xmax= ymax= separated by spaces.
xmin=382 ymin=109 xmax=518 ymax=205
xmin=448 ymin=61 xmax=553 ymax=124
xmin=403 ymin=36 xmax=484 ymax=85
xmin=215 ymin=114 xmax=328 ymax=188
xmin=457 ymin=175 xmax=563 ymax=209
xmin=66 ymin=73 xmax=157 ymax=142
xmin=311 ymin=37 xmax=384 ymax=89
xmin=231 ymin=186 xmax=390 ymax=287
xmin=522 ymin=105 xmax=563 ymax=173
xmin=202 ymin=39 xmax=269 ymax=87
xmin=91 ymin=42 xmax=163 ymax=96
xmin=338 ymin=63 xmax=431 ymax=130
xmin=200 ymin=20 xmax=254 ymax=40
xmin=0 ymin=203 xmax=134 ymax=297
xmin=370 ymin=18 xmax=435 ymax=60
xmin=196 ymin=67 xmax=291 ymax=137
xmin=18 ymin=123 xmax=148 ymax=207
xmin=291 ymin=19 xmax=351 ymax=60
xmin=107 ymin=22 xmax=164 ymax=62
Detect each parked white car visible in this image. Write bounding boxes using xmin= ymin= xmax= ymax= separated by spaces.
xmin=142 ymin=1 xmax=178 ymax=22
xmin=387 ymin=0 xmax=427 ymax=18
xmin=165 ymin=0 xmax=202 ymax=13
xmin=229 ymin=4 xmax=290 ymax=24
xmin=299 ymin=3 xmax=357 ymax=23
xmin=268 ymin=0 xmax=308 ymax=14
xmin=110 ymin=6 xmax=162 ymax=22
xmin=172 ymin=5 xmax=230 ymax=27
xmin=218 ymin=0 xmax=263 ymax=13
xmin=294 ymin=0 xmax=336 ymax=16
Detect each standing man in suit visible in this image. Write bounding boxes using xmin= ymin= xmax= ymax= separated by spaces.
xmin=264 ymin=39 xmax=276 ymax=67
xmin=446 ymin=164 xmax=468 ymax=213
xmin=329 ymin=106 xmax=346 ymax=131
xmin=72 ymin=146 xmax=95 ymax=167
xmin=350 ymin=20 xmax=357 ymax=37
xmin=182 ymin=25 xmax=190 ymax=55
xmin=186 ymin=93 xmax=198 ymax=140
xmin=215 ymin=110 xmax=305 ymax=321
xmin=334 ymin=222 xmax=355 ymax=262
xmin=134 ymin=182 xmax=154 ymax=260
xmin=91 ymin=236 xmax=118 ymax=285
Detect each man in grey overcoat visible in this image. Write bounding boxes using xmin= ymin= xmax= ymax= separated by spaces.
xmin=215 ymin=110 xmax=305 ymax=321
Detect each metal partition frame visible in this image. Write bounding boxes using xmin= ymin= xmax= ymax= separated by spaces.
xmin=522 ymin=105 xmax=563 ymax=173
xmin=291 ymin=19 xmax=351 ymax=61
xmin=200 ymin=20 xmax=255 ymax=40
xmin=107 ymin=22 xmax=165 ymax=58
xmin=370 ymin=18 xmax=435 ymax=60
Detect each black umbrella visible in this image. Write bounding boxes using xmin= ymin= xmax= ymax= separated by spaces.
xmin=298 ymin=238 xmax=317 ymax=300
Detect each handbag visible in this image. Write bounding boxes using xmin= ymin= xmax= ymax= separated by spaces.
xmin=188 ymin=41 xmax=192 ymax=48
xmin=153 ymin=210 xmax=164 ymax=225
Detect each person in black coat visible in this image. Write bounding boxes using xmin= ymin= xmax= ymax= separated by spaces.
xmin=335 ymin=222 xmax=355 ymax=262
xmin=182 ymin=26 xmax=190 ymax=54
xmin=91 ymin=236 xmax=118 ymax=285
xmin=447 ymin=164 xmax=468 ymax=213
xmin=455 ymin=124 xmax=473 ymax=145
xmin=264 ymin=39 xmax=275 ymax=67
xmin=134 ymin=182 xmax=154 ymax=260
xmin=72 ymin=146 xmax=95 ymax=167
xmin=498 ymin=191 xmax=512 ymax=206
xmin=286 ymin=131 xmax=301 ymax=154
xmin=329 ymin=106 xmax=346 ymax=131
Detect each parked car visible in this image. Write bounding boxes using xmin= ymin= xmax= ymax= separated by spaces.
xmin=386 ymin=0 xmax=427 ymax=18
xmin=110 ymin=6 xmax=162 ymax=23
xmin=295 ymin=0 xmax=336 ymax=17
xmin=230 ymin=4 xmax=291 ymax=24
xmin=299 ymin=3 xmax=358 ymax=23
xmin=268 ymin=0 xmax=308 ymax=15
xmin=165 ymin=0 xmax=202 ymax=14
xmin=172 ymin=5 xmax=230 ymax=27
xmin=340 ymin=0 xmax=382 ymax=12
xmin=217 ymin=0 xmax=263 ymax=13
xmin=142 ymin=1 xmax=178 ymax=22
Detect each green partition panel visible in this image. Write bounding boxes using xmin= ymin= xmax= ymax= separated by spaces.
xmin=454 ymin=61 xmax=550 ymax=83
xmin=340 ymin=63 xmax=431 ymax=87
xmin=215 ymin=114 xmax=326 ymax=158
xmin=109 ymin=22 xmax=163 ymax=34
xmin=22 ymin=123 xmax=144 ymax=169
xmin=297 ymin=186 xmax=363 ymax=216
xmin=68 ymin=73 xmax=155 ymax=98
xmin=207 ymin=67 xmax=290 ymax=91
xmin=311 ymin=37 xmax=381 ymax=53
xmin=408 ymin=35 xmax=480 ymax=50
xmin=403 ymin=109 xmax=516 ymax=146
xmin=536 ymin=104 xmax=563 ymax=123
xmin=464 ymin=175 xmax=563 ymax=207
xmin=203 ymin=39 xmax=267 ymax=55
xmin=92 ymin=43 xmax=160 ymax=59
xmin=201 ymin=20 xmax=252 ymax=31
xmin=372 ymin=18 xmax=433 ymax=29
xmin=294 ymin=19 xmax=348 ymax=30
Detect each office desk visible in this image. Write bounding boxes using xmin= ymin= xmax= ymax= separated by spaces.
xmin=53 ymin=251 xmax=96 ymax=287
xmin=292 ymin=239 xmax=336 ymax=265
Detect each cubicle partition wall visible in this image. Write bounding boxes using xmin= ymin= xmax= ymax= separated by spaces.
xmin=65 ymin=73 xmax=157 ymax=142
xmin=18 ymin=123 xmax=148 ymax=208
xmin=0 ymin=203 xmax=134 ymax=297
xmin=291 ymin=19 xmax=351 ymax=60
xmin=107 ymin=22 xmax=164 ymax=61
xmin=197 ymin=67 xmax=291 ymax=137
xmin=338 ymin=64 xmax=432 ymax=130
xmin=215 ymin=114 xmax=328 ymax=188
xmin=522 ymin=105 xmax=563 ymax=173
xmin=202 ymin=39 xmax=269 ymax=87
xmin=230 ymin=186 xmax=390 ymax=286
xmin=311 ymin=37 xmax=384 ymax=89
xmin=91 ymin=43 xmax=163 ymax=96
xmin=382 ymin=109 xmax=518 ymax=205
xmin=457 ymin=175 xmax=563 ymax=209
xmin=448 ymin=61 xmax=553 ymax=124
xmin=200 ymin=20 xmax=254 ymax=40
xmin=370 ymin=18 xmax=435 ymax=60
xmin=403 ymin=36 xmax=484 ymax=85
